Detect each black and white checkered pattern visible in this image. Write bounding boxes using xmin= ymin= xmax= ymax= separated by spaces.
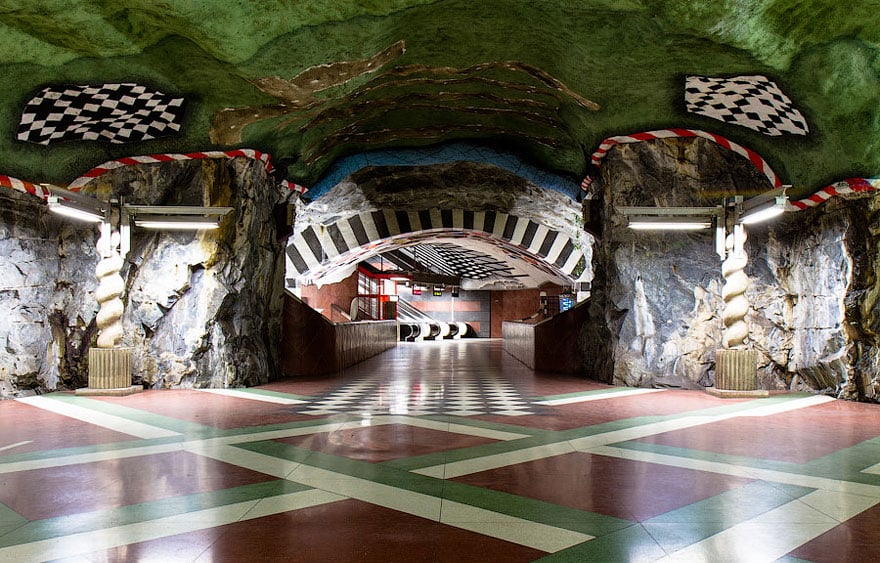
xmin=287 ymin=209 xmax=584 ymax=283
xmin=685 ymin=75 xmax=808 ymax=136
xmin=17 ymin=83 xmax=185 ymax=145
xmin=300 ymin=373 xmax=536 ymax=417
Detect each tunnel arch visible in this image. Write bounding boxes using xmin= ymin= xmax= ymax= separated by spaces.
xmin=286 ymin=208 xmax=587 ymax=287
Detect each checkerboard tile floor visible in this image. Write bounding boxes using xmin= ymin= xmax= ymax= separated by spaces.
xmin=299 ymin=372 xmax=537 ymax=417
xmin=3 ymin=340 xmax=880 ymax=562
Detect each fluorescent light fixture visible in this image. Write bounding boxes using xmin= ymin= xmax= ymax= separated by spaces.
xmin=618 ymin=206 xmax=721 ymax=231
xmin=46 ymin=195 xmax=105 ymax=223
xmin=133 ymin=215 xmax=221 ymax=230
xmin=739 ymin=196 xmax=786 ymax=224
xmin=389 ymin=276 xmax=410 ymax=282
xmin=627 ymin=217 xmax=712 ymax=230
xmin=125 ymin=205 xmax=233 ymax=231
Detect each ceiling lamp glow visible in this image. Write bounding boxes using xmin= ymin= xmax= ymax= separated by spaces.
xmin=133 ymin=215 xmax=222 ymax=230
xmin=46 ymin=194 xmax=105 ymax=223
xmin=627 ymin=217 xmax=712 ymax=230
xmin=618 ymin=206 xmax=721 ymax=231
xmin=739 ymin=196 xmax=786 ymax=225
xmin=125 ymin=205 xmax=234 ymax=231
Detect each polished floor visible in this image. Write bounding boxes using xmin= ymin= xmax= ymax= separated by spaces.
xmin=2 ymin=340 xmax=880 ymax=562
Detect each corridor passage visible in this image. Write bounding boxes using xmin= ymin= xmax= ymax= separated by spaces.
xmin=2 ymin=340 xmax=880 ymax=561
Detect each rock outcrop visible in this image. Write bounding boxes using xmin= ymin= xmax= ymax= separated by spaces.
xmin=0 ymin=189 xmax=98 ymax=394
xmin=0 ymin=157 xmax=289 ymax=395
xmin=584 ymin=136 xmax=880 ymax=401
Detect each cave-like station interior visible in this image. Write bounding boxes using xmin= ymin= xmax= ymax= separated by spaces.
xmin=2 ymin=2 xmax=880 ymax=560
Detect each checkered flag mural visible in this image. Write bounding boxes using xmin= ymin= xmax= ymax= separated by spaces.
xmin=685 ymin=75 xmax=809 ymax=136
xmin=17 ymin=83 xmax=185 ymax=145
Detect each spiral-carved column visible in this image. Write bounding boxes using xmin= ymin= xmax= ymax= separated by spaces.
xmin=95 ymin=231 xmax=125 ymax=348
xmin=711 ymin=226 xmax=763 ymax=396
xmin=81 ymin=225 xmax=139 ymax=395
xmin=721 ymin=230 xmax=750 ymax=348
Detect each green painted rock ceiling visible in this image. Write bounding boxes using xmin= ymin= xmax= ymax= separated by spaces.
xmin=0 ymin=0 xmax=878 ymax=198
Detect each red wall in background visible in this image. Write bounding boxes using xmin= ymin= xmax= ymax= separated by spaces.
xmin=301 ymin=270 xmax=564 ymax=340
xmin=299 ymin=271 xmax=359 ymax=322
xmin=489 ymin=285 xmax=564 ymax=338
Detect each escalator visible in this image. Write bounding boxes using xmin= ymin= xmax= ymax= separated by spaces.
xmin=396 ymin=298 xmax=470 ymax=342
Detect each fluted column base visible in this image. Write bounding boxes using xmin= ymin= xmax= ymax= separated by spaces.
xmin=76 ymin=347 xmax=142 ymax=396
xmin=706 ymin=348 xmax=769 ymax=398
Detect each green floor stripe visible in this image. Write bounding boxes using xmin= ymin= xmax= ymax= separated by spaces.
xmin=553 ymin=393 xmax=822 ymax=443
xmin=0 ymin=434 xmax=185 ymax=465
xmin=44 ymin=394 xmax=219 ymax=436
xmin=0 ymin=479 xmax=308 ymax=548
xmin=613 ymin=439 xmax=880 ymax=488
xmin=533 ymin=387 xmax=640 ymax=402
xmin=0 ymin=503 xmax=26 ymax=526
xmin=238 ymin=440 xmax=634 ymax=537
xmin=382 ymin=433 xmax=565 ymax=471
xmin=440 ymin=480 xmax=631 ymax=537
xmin=535 ymin=524 xmax=666 ymax=562
xmin=612 ymin=440 xmax=818 ymax=475
xmin=213 ymin=415 xmax=361 ymax=439
xmin=420 ymin=414 xmax=554 ymax=437
xmin=804 ymin=436 xmax=880 ymax=483
xmin=643 ymin=481 xmax=815 ymax=553
xmin=775 ymin=557 xmax=816 ymax=563
xmin=0 ymin=416 xmax=355 ymax=466
xmin=390 ymin=394 xmax=830 ymax=472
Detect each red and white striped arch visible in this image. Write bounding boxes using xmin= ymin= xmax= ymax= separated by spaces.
xmin=582 ymin=128 xmax=879 ymax=212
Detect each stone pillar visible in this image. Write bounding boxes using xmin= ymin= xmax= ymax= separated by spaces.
xmin=78 ymin=347 xmax=140 ymax=395
xmin=77 ymin=224 xmax=141 ymax=396
xmin=708 ymin=227 xmax=767 ymax=397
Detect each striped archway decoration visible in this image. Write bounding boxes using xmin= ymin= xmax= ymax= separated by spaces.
xmin=287 ymin=208 xmax=586 ymax=284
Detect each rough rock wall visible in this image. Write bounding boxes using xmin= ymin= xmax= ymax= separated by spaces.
xmin=583 ymin=137 xmax=773 ymax=387
xmin=584 ymin=136 xmax=880 ymax=401
xmin=768 ymin=197 xmax=880 ymax=400
xmin=0 ymin=189 xmax=98 ymax=394
xmin=0 ymin=157 xmax=289 ymax=395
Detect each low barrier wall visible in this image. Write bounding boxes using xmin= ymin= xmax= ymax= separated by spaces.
xmin=280 ymin=292 xmax=397 ymax=376
xmin=502 ymin=300 xmax=589 ymax=374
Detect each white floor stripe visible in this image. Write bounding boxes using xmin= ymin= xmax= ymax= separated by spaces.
xmin=292 ymin=464 xmax=442 ymax=520
xmin=0 ymin=422 xmax=347 ymax=474
xmin=0 ymin=441 xmax=32 ymax=453
xmin=382 ymin=416 xmax=530 ymax=441
xmin=0 ymin=489 xmax=345 ymax=563
xmin=0 ymin=443 xmax=185 ymax=474
xmin=194 ymin=388 xmax=307 ymax=405
xmin=420 ymin=395 xmax=843 ymax=479
xmin=861 ymin=461 xmax=880 ymax=475
xmin=545 ymin=235 xmax=569 ymax=266
xmin=509 ymin=218 xmax=529 ymax=246
xmin=590 ymin=445 xmax=880 ymax=499
xmin=185 ymin=443 xmax=302 ymax=479
xmin=414 ymin=442 xmax=577 ymax=479
xmin=739 ymin=394 xmax=834 ymax=416
xmin=472 ymin=210 xmax=486 ymax=233
xmin=15 ymin=396 xmax=179 ymax=440
xmin=536 ymin=388 xmax=665 ymax=406
xmin=439 ymin=499 xmax=592 ymax=553
xmin=657 ymin=490 xmax=879 ymax=562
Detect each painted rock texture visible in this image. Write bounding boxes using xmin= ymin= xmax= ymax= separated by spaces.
xmin=0 ymin=157 xmax=289 ymax=395
xmin=585 ymin=137 xmax=880 ymax=401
